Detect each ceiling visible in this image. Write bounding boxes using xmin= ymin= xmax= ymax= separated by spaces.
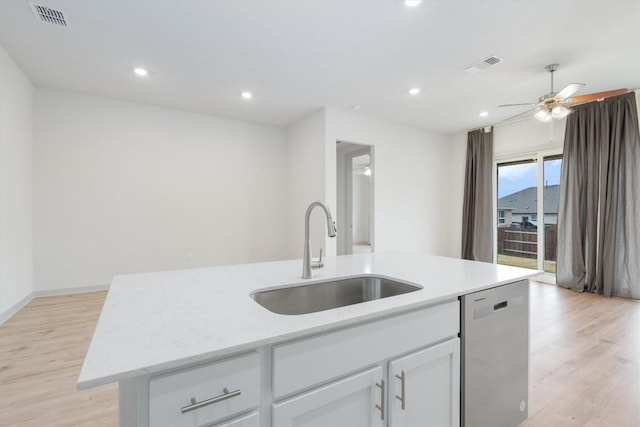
xmin=0 ymin=0 xmax=638 ymax=134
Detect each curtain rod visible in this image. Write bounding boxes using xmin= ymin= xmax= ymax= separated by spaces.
xmin=467 ymin=88 xmax=640 ymax=134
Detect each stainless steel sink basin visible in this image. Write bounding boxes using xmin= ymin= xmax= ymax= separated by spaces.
xmin=251 ymin=276 xmax=421 ymax=315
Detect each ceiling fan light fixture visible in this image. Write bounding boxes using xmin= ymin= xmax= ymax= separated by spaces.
xmin=535 ymin=109 xmax=551 ymax=122
xmin=551 ymin=105 xmax=571 ymax=119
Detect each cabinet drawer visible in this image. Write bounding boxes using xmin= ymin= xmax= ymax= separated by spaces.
xmin=273 ymin=300 xmax=459 ymax=398
xmin=149 ymin=352 xmax=260 ymax=427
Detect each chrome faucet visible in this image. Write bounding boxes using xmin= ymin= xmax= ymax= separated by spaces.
xmin=302 ymin=201 xmax=337 ymax=279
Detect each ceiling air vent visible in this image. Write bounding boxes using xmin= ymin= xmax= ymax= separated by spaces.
xmin=464 ymin=55 xmax=503 ymax=74
xmin=30 ymin=3 xmax=69 ymax=27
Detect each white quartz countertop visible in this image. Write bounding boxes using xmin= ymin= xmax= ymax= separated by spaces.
xmin=77 ymin=252 xmax=538 ymax=389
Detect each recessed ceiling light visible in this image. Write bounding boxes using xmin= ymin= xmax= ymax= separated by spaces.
xmin=133 ymin=67 xmax=148 ymax=77
xmin=405 ymin=0 xmax=422 ymax=7
xmin=408 ymin=88 xmax=421 ymax=95
xmin=241 ymin=91 xmax=253 ymax=99
xmin=479 ymin=111 xmax=489 ymax=117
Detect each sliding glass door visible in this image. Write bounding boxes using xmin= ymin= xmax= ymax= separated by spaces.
xmin=497 ymin=160 xmax=539 ymax=270
xmin=542 ymin=155 xmax=561 ymax=275
xmin=496 ymin=152 xmax=562 ymax=278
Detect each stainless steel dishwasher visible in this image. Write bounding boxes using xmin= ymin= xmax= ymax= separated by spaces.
xmin=461 ymin=279 xmax=529 ymax=427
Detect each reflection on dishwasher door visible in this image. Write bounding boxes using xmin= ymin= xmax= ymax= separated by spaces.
xmin=461 ymin=280 xmax=529 ymax=427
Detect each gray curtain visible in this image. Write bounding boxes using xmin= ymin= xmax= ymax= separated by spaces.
xmin=557 ymin=92 xmax=640 ymax=299
xmin=461 ymin=128 xmax=493 ymax=262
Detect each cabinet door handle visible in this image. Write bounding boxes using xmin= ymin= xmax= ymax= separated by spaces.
xmin=395 ymin=370 xmax=406 ymax=410
xmin=375 ymin=379 xmax=385 ymax=420
xmin=180 ymin=388 xmax=241 ymax=414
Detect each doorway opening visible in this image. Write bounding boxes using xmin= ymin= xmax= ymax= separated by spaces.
xmin=336 ymin=142 xmax=374 ymax=255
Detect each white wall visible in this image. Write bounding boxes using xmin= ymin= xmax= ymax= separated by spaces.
xmin=285 ymin=110 xmax=328 ymax=260
xmin=325 ymin=109 xmax=455 ymax=257
xmin=0 ymin=45 xmax=34 ymax=319
xmin=446 ymin=133 xmax=467 ymax=259
xmin=34 ymin=89 xmax=289 ymax=291
xmin=494 ymin=119 xmax=564 ymax=158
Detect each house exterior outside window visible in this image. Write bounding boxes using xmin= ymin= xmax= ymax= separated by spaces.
xmin=496 ymin=208 xmax=512 ymax=227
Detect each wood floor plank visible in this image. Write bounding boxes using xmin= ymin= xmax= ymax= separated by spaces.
xmin=1 ymin=282 xmax=638 ymax=426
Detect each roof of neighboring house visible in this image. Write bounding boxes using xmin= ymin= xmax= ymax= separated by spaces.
xmin=498 ymin=185 xmax=559 ymax=214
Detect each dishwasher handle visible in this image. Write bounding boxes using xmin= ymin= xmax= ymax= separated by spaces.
xmin=493 ymin=300 xmax=508 ymax=311
xmin=473 ymin=295 xmax=523 ymax=319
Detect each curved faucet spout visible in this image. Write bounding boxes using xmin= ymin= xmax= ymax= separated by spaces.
xmin=302 ymin=202 xmax=337 ymax=279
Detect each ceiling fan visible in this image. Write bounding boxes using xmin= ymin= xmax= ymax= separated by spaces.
xmin=499 ymin=64 xmax=628 ymax=123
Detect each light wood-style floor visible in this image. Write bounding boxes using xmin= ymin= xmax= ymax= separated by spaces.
xmin=522 ymin=282 xmax=640 ymax=427
xmin=0 ymin=292 xmax=117 ymax=426
xmin=1 ymin=282 xmax=638 ymax=426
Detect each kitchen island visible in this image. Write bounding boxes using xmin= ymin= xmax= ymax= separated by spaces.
xmin=78 ymin=252 xmax=537 ymax=426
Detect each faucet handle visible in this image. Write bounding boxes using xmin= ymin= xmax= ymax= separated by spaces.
xmin=311 ymin=249 xmax=324 ymax=270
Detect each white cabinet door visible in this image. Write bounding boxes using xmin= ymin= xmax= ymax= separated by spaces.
xmin=273 ymin=366 xmax=385 ymax=427
xmin=389 ymin=338 xmax=460 ymax=427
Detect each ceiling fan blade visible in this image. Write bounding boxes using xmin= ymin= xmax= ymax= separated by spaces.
xmin=502 ymin=107 xmax=537 ymax=123
xmin=556 ymin=83 xmax=585 ymax=99
xmin=566 ymin=88 xmax=628 ymax=105
xmin=497 ymin=103 xmax=537 ymax=108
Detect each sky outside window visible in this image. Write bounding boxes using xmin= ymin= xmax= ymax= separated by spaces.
xmin=498 ymin=161 xmax=561 ymax=198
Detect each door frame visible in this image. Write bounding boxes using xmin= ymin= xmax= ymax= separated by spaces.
xmin=336 ymin=142 xmax=375 ymax=255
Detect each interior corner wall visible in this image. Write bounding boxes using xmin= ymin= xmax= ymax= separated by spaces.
xmin=0 ymin=45 xmax=34 ymax=318
xmin=34 ymin=89 xmax=289 ymax=292
xmin=285 ymin=109 xmax=327 ymax=260
xmin=325 ymin=109 xmax=454 ymax=257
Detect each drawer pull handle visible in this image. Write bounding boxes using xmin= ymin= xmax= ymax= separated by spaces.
xmin=180 ymin=388 xmax=241 ymax=414
xmin=395 ymin=370 xmax=406 ymax=410
xmin=375 ymin=379 xmax=385 ymax=420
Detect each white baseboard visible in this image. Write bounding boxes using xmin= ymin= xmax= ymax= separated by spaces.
xmin=0 ymin=292 xmax=35 ymax=326
xmin=35 ymin=283 xmax=110 ymax=297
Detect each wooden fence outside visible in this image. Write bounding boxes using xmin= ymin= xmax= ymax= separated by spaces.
xmin=497 ymin=224 xmax=557 ymax=261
